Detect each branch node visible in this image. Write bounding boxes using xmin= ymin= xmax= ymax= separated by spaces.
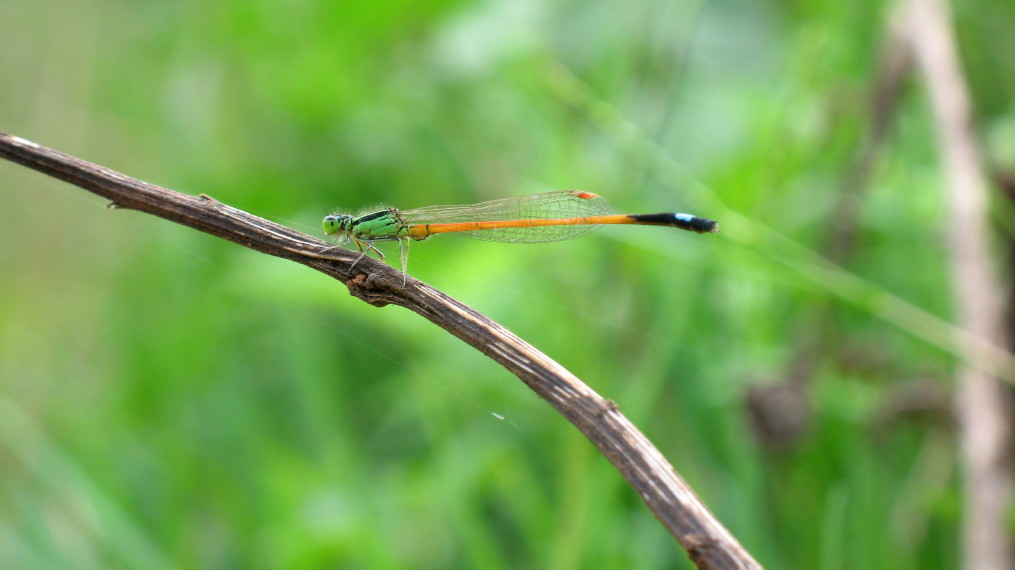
xmin=346 ymin=272 xmax=396 ymax=307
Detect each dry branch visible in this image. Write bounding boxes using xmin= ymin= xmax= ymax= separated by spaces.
xmin=0 ymin=131 xmax=762 ymax=570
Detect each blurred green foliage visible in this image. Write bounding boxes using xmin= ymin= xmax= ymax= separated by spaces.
xmin=2 ymin=0 xmax=1014 ymax=568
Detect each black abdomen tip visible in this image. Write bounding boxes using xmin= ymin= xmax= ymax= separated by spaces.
xmin=690 ymin=217 xmax=719 ymax=233
xmin=630 ymin=212 xmax=720 ymax=234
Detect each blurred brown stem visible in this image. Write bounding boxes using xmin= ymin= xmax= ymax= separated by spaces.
xmin=904 ymin=1 xmax=1015 ymax=568
xmin=0 ymin=131 xmax=761 ymax=570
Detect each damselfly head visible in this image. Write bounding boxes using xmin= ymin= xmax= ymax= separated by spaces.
xmin=322 ymin=214 xmax=353 ymax=236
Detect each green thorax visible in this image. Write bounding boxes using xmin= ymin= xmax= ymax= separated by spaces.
xmin=322 ymin=208 xmax=410 ymax=241
xmin=351 ymin=209 xmax=407 ymax=239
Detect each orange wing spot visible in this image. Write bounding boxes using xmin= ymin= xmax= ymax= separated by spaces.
xmin=569 ymin=190 xmax=600 ymax=200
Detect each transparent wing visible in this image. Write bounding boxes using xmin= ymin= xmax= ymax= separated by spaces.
xmin=398 ymin=191 xmax=615 ymax=243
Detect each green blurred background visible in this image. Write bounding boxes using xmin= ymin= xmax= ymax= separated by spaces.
xmin=3 ymin=0 xmax=1014 ymax=568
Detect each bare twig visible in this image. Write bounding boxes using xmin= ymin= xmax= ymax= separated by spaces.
xmin=0 ymin=131 xmax=761 ymax=570
xmin=903 ymin=1 xmax=1015 ymax=568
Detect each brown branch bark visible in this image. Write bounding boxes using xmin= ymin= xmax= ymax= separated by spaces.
xmin=903 ymin=1 xmax=1015 ymax=568
xmin=0 ymin=131 xmax=762 ymax=570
